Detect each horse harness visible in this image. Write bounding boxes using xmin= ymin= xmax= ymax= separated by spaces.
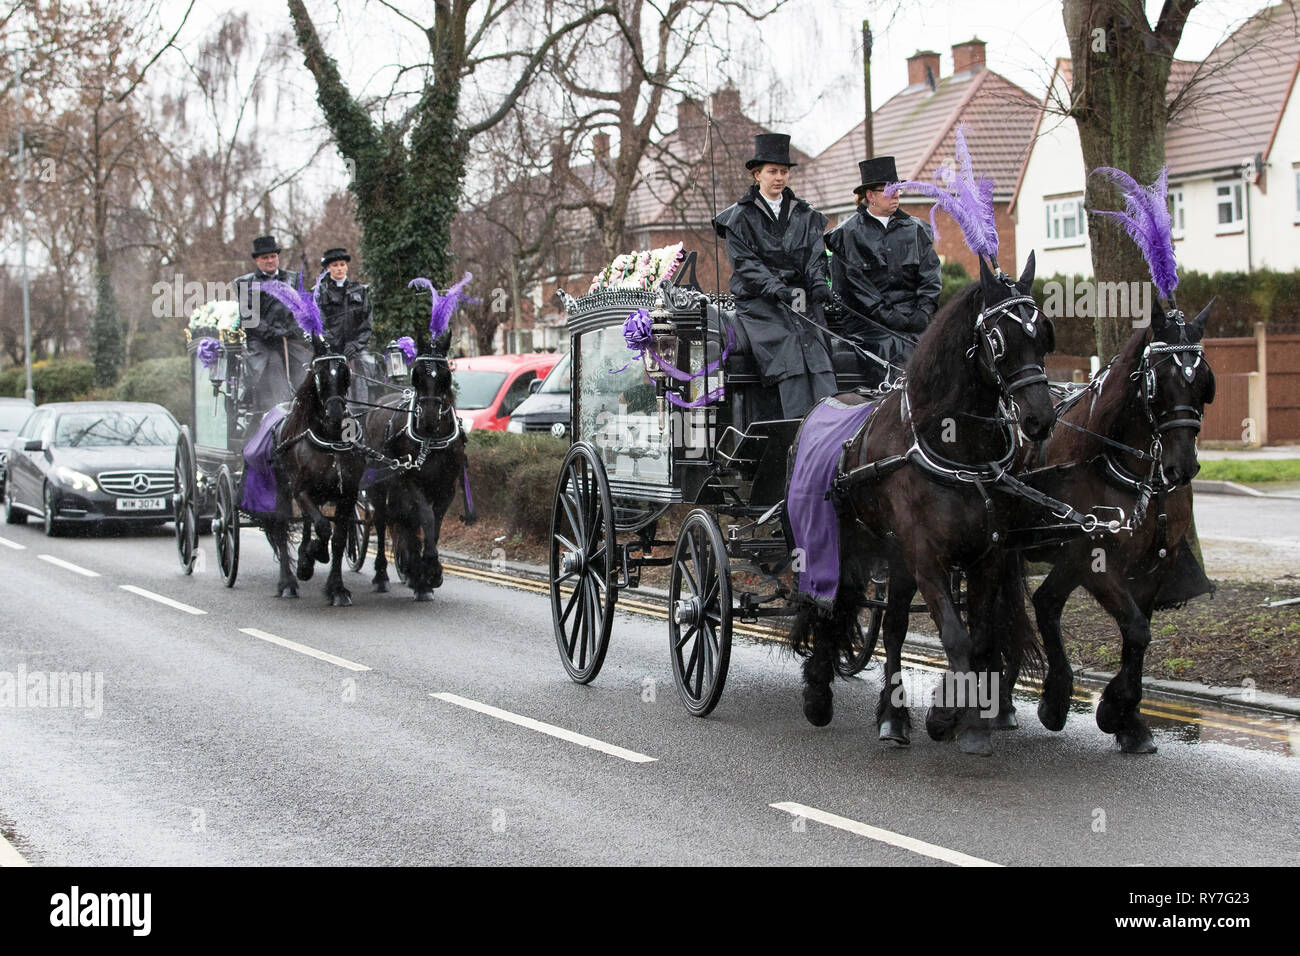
xmin=831 ymin=290 xmax=1112 ymax=557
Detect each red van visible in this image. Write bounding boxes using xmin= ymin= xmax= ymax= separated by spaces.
xmin=452 ymin=353 xmax=560 ymax=432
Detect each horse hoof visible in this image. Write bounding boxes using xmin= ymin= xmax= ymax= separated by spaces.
xmin=278 ymin=586 xmax=299 ymax=599
xmin=1117 ymin=725 xmax=1157 ymax=754
xmin=991 ymin=709 xmax=1019 ymax=731
xmin=414 ymin=590 xmax=435 ymax=603
xmin=297 ymin=561 xmax=315 ymax=581
xmin=879 ymin=717 xmax=911 ymax=747
xmin=925 ymin=705 xmax=958 ymax=742
xmin=955 ymin=726 xmax=993 ymax=756
xmin=330 ymin=591 xmax=353 ymax=607
xmin=373 ymin=580 xmax=389 ymax=593
xmin=1037 ymin=697 xmax=1069 ymax=732
xmin=802 ymin=685 xmax=833 ymax=727
xmin=1096 ymin=696 xmax=1124 ymax=734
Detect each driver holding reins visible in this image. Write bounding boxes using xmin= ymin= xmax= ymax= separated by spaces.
xmin=826 ymin=156 xmax=942 ymax=387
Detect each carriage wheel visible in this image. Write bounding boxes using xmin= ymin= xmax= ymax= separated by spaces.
xmin=668 ymin=510 xmax=733 ymax=717
xmin=214 ymin=466 xmax=240 ymax=588
xmin=174 ymin=427 xmax=198 ymax=575
xmin=549 ymin=442 xmax=616 ymax=684
xmin=835 ymin=579 xmax=886 ymax=678
xmin=346 ymin=493 xmax=370 ymax=572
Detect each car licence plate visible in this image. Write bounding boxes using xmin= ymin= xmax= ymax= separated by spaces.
xmin=116 ymin=497 xmax=167 ymax=512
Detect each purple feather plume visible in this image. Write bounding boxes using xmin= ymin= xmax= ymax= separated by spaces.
xmin=408 ymin=273 xmax=477 ymax=338
xmin=887 ymin=125 xmax=998 ymax=262
xmin=1090 ymin=166 xmax=1178 ymax=302
xmin=396 ymin=336 xmax=417 ymax=364
xmin=261 ymin=278 xmax=324 ymax=338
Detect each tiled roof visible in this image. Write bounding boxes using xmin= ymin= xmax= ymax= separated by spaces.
xmin=800 ymin=67 xmax=1039 ymax=212
xmin=1164 ymin=4 xmax=1300 ymax=176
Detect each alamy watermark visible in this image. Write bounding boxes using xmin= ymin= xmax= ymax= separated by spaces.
xmin=889 ymin=669 xmax=999 ymax=718
xmin=1041 ymin=276 xmax=1153 ymax=328
xmin=0 ymin=665 xmax=103 ymax=718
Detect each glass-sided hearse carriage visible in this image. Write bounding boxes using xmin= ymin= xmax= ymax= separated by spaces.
xmin=174 ymin=302 xmax=378 ymax=586
xmin=548 ymin=251 xmax=888 ymax=716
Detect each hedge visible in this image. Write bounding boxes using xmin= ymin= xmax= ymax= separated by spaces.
xmin=114 ymin=356 xmax=191 ymax=428
xmin=0 ymin=359 xmax=96 ymax=404
xmin=463 ymin=430 xmax=568 ymax=539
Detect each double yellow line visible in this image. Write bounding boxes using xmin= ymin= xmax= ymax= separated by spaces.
xmin=441 ymin=561 xmax=1296 ymax=745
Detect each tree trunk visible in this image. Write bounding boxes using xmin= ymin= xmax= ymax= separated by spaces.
xmin=1062 ymin=0 xmax=1197 ymax=360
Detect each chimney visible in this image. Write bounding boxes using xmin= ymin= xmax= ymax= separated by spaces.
xmin=952 ymin=38 xmax=986 ymax=75
xmin=677 ymin=95 xmax=705 ymax=135
xmin=593 ymin=132 xmax=610 ymax=161
xmin=907 ymin=50 xmax=941 ymax=89
xmin=710 ymin=87 xmax=741 ymax=118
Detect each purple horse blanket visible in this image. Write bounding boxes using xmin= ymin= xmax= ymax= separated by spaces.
xmin=787 ymin=396 xmax=876 ymax=607
xmin=241 ymin=406 xmax=287 ymax=514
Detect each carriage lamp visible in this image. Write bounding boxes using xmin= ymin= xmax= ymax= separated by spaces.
xmin=385 ymin=341 xmax=410 ymax=380
xmin=210 ymin=346 xmax=228 ymax=385
xmin=643 ymin=292 xmax=678 ymax=385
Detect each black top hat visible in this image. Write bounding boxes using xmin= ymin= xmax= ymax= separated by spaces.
xmin=854 ymin=156 xmax=899 ymax=194
xmin=320 ymin=247 xmax=351 ymax=267
xmin=251 ymin=235 xmax=281 ymax=258
xmin=746 ymin=133 xmax=797 ymax=170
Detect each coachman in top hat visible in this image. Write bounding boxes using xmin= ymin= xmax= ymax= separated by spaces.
xmin=712 ymin=133 xmax=836 ymax=418
xmin=825 ymin=155 xmax=941 ymax=386
xmin=233 ymin=235 xmax=313 ymax=409
xmin=315 ymin=247 xmax=375 ymax=400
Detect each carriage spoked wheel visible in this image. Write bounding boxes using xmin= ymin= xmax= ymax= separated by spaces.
xmin=214 ymin=466 xmax=240 ymax=588
xmin=549 ymin=442 xmax=616 ymax=684
xmin=668 ymin=510 xmax=733 ymax=718
xmin=346 ymin=493 xmax=371 ymax=573
xmin=173 ymin=427 xmax=198 ymax=575
xmin=835 ymin=579 xmax=886 ymax=678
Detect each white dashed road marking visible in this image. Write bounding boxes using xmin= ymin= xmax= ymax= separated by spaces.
xmin=770 ymin=802 xmax=1001 ymax=867
xmin=120 ymin=585 xmax=206 ymax=616
xmin=0 ymin=834 xmax=30 ymax=867
xmin=37 ymin=554 xmax=100 ymax=577
xmin=238 ymin=628 xmax=371 ymax=672
xmin=431 ymin=692 xmax=658 ymax=764
xmin=0 ymin=536 xmax=25 ymax=550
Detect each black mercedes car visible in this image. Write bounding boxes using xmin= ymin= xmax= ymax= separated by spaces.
xmin=3 ymin=401 xmax=180 ymax=536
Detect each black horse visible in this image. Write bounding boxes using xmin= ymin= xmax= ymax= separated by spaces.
xmin=364 ymin=330 xmax=469 ymax=601
xmin=1011 ymin=303 xmax=1216 ymax=752
xmin=789 ymin=255 xmax=1057 ymax=756
xmin=265 ymin=338 xmax=365 ymax=605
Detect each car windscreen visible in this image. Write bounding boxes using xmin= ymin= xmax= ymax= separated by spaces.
xmin=452 ymin=371 xmax=507 ymax=410
xmin=539 ymin=352 xmax=571 ymax=393
xmin=54 ymin=411 xmax=180 ymax=447
xmin=0 ymin=405 xmax=33 ymax=431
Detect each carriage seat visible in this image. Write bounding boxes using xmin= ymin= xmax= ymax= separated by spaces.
xmin=705 ymin=303 xmax=873 ymax=394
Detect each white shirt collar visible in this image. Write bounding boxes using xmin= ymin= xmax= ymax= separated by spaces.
xmin=761 ymin=191 xmax=783 ymax=219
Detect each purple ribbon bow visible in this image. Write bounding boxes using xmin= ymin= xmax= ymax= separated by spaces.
xmin=197 ymin=337 xmax=220 ymax=369
xmin=612 ymin=309 xmax=733 ymax=408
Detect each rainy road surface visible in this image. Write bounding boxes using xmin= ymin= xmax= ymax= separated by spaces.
xmin=0 ymin=522 xmax=1296 ymax=867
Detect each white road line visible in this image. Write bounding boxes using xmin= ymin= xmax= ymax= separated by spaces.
xmin=0 ymin=536 xmax=25 ymax=550
xmin=37 ymin=554 xmax=100 ymax=577
xmin=119 ymin=585 xmax=206 ymax=616
xmin=238 ymin=628 xmax=371 ymax=672
xmin=430 ymin=692 xmax=658 ymax=764
xmin=0 ymin=834 xmax=30 ymax=867
xmin=770 ymin=802 xmax=1001 ymax=867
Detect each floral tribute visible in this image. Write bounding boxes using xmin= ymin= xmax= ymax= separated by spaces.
xmin=187 ymin=299 xmax=242 ymax=334
xmin=587 ymin=242 xmax=684 ymax=293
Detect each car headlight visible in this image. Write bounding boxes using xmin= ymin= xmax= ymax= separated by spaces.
xmin=55 ymin=466 xmax=98 ymax=492
xmin=506 ymin=419 xmax=524 ymax=434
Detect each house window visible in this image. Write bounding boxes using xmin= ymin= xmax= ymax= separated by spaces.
xmin=1216 ymin=181 xmax=1243 ymax=231
xmin=1044 ymin=196 xmax=1087 ymax=245
xmin=1168 ymin=186 xmax=1185 ymax=239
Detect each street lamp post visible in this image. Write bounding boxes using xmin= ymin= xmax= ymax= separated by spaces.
xmin=16 ymin=47 xmax=34 ymax=402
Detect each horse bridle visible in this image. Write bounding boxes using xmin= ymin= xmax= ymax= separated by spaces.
xmin=405 ymin=355 xmax=461 ymax=450
xmin=307 ymin=353 xmax=356 ymax=451
xmin=1137 ymin=341 xmax=1208 ymax=437
xmin=969 ymin=292 xmax=1051 ymax=401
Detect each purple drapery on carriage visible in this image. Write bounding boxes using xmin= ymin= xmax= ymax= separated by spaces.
xmin=241 ymin=406 xmax=287 ymax=514
xmin=787 ymin=396 xmax=877 ymax=607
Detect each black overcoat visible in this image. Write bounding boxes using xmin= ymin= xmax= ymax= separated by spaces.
xmin=825 ymin=206 xmax=941 ymax=366
xmin=316 ymin=278 xmax=374 ymax=357
xmin=713 ymin=185 xmax=833 ymax=385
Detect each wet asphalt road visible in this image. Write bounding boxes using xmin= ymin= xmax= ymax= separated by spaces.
xmin=0 ymin=520 xmax=1296 ymax=867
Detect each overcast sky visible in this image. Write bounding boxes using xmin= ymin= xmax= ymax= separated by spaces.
xmin=169 ymin=0 xmax=1280 ymax=168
